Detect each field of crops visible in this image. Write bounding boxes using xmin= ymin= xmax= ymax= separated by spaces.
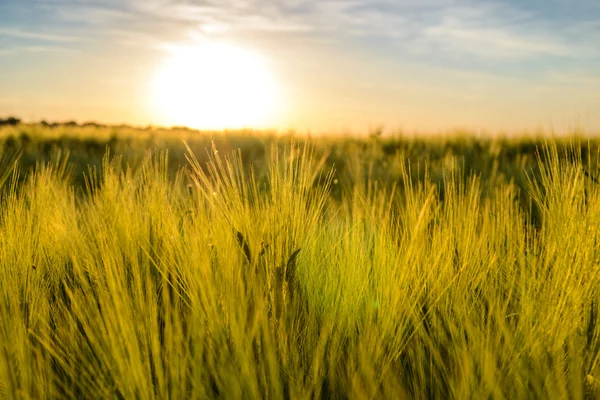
xmin=1 ymin=123 xmax=600 ymax=399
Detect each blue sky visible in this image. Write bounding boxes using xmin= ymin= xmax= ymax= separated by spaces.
xmin=1 ymin=0 xmax=599 ymax=134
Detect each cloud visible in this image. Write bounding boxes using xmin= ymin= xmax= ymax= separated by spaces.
xmin=114 ymin=0 xmax=596 ymax=62
xmin=48 ymin=5 xmax=137 ymax=25
xmin=0 ymin=45 xmax=76 ymax=56
xmin=103 ymin=29 xmax=164 ymax=48
xmin=0 ymin=27 xmax=82 ymax=43
xmin=8 ymin=0 xmax=600 ymax=64
xmin=131 ymin=0 xmax=314 ymax=36
xmin=419 ymin=17 xmax=572 ymax=59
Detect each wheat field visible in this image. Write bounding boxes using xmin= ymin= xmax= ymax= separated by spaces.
xmin=0 ymin=124 xmax=599 ymax=399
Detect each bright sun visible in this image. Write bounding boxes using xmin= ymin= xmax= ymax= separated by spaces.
xmin=151 ymin=41 xmax=280 ymax=130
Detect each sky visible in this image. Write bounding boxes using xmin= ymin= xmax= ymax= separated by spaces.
xmin=0 ymin=0 xmax=599 ymax=135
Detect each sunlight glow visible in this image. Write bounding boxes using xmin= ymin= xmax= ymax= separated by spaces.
xmin=151 ymin=41 xmax=280 ymax=130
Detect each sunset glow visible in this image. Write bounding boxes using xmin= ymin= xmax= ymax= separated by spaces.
xmin=150 ymin=41 xmax=280 ymax=130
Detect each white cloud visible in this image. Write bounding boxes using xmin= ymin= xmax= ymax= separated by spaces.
xmin=0 ymin=45 xmax=76 ymax=56
xmin=17 ymin=0 xmax=600 ymax=65
xmin=420 ymin=17 xmax=572 ymax=59
xmin=0 ymin=27 xmax=82 ymax=43
xmin=118 ymin=0 xmax=593 ymax=62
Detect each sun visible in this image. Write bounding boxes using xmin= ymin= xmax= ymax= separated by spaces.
xmin=150 ymin=41 xmax=280 ymax=130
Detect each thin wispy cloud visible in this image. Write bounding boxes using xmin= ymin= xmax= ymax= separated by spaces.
xmin=420 ymin=17 xmax=572 ymax=59
xmin=0 ymin=27 xmax=82 ymax=43
xmin=48 ymin=4 xmax=136 ymax=25
xmin=112 ymin=0 xmax=597 ymax=65
xmin=15 ymin=0 xmax=597 ymax=63
xmin=0 ymin=44 xmax=76 ymax=57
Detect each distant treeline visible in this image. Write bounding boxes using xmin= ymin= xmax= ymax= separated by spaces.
xmin=0 ymin=116 xmax=21 ymax=126
xmin=0 ymin=115 xmax=199 ymax=131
